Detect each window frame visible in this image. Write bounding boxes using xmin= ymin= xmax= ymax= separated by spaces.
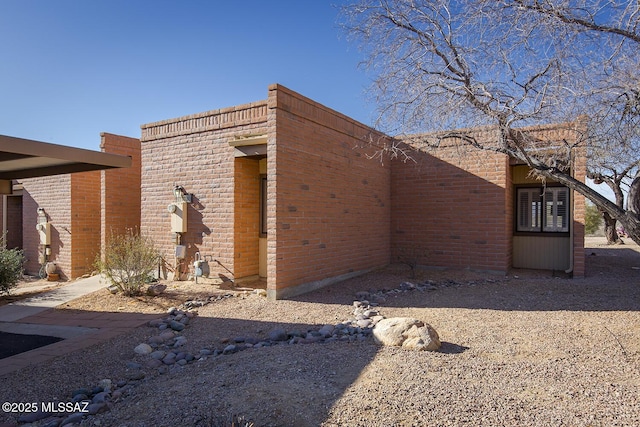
xmin=515 ymin=185 xmax=570 ymax=235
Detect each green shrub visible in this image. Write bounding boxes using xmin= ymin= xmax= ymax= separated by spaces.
xmin=0 ymin=238 xmax=25 ymax=295
xmin=96 ymin=230 xmax=159 ymax=297
xmin=585 ymin=201 xmax=603 ymax=235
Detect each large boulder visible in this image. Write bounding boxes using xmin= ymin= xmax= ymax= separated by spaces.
xmin=372 ymin=317 xmax=441 ymax=351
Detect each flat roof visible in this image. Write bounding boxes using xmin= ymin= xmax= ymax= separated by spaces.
xmin=0 ymin=134 xmax=132 ymax=180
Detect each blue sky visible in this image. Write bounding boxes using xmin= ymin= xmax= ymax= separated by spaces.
xmin=1 ymin=0 xmax=371 ymax=151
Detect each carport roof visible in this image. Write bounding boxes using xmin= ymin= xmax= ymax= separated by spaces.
xmin=0 ymin=134 xmax=132 ymax=180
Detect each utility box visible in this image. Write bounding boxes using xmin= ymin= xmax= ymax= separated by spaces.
xmin=36 ymin=221 xmax=51 ymax=245
xmin=169 ymin=201 xmax=188 ymax=233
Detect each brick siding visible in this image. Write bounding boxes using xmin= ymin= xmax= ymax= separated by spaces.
xmin=70 ymin=171 xmax=101 ymax=278
xmin=268 ymin=85 xmax=391 ymax=298
xmin=100 ymin=133 xmax=141 ymax=255
xmin=234 ymin=157 xmax=261 ymax=278
xmin=140 ymin=102 xmax=270 ymax=280
xmin=20 ymin=175 xmax=73 ymax=278
xmin=391 ymin=137 xmax=512 ymax=273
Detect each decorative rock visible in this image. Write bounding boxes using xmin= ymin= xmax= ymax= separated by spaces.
xmin=72 ymin=393 xmax=89 ymax=402
xmin=126 ymin=371 xmax=146 ymax=381
xmin=357 ymin=319 xmax=372 ymax=328
xmin=223 ymin=344 xmax=237 ymax=354
xmin=60 ymin=412 xmax=84 ymax=426
xmin=134 ymin=343 xmax=153 ymax=355
xmin=159 ymin=330 xmax=175 ymax=341
xmin=318 ymin=324 xmax=335 ymax=337
xmin=148 ymin=335 xmax=165 ymax=344
xmin=372 ymin=317 xmax=441 ymax=351
xmin=169 ymin=320 xmax=185 ymax=331
xmin=87 ymin=402 xmax=108 ymax=415
xmin=71 ymin=388 xmax=92 ymax=399
xmin=173 ymin=336 xmax=188 ymax=347
xmin=150 ymin=350 xmax=166 ymax=360
xmin=162 ymin=352 xmax=177 ymax=365
xmin=91 ymin=391 xmax=109 ymax=404
xmin=146 ymin=283 xmax=167 ymax=296
xmin=97 ymin=379 xmax=112 ymax=393
xmin=146 ymin=359 xmax=162 ymax=369
xmin=148 ymin=319 xmax=164 ymax=327
xmin=126 ymin=361 xmax=142 ymax=370
xmin=268 ymin=328 xmax=288 ymax=341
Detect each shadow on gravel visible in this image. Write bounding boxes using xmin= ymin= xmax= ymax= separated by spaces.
xmin=80 ymin=316 xmax=386 ymax=427
xmin=0 ymin=331 xmax=63 ymax=359
xmin=439 ymin=342 xmax=470 ymax=354
xmin=291 ymin=244 xmax=640 ymax=313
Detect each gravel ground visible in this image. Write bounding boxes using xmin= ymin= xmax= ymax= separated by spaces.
xmin=1 ymin=236 xmax=639 ymax=426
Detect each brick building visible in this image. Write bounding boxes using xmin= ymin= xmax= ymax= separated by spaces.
xmin=140 ymin=84 xmax=585 ymax=299
xmin=2 ymin=134 xmax=140 ymax=280
xmin=140 ymin=84 xmax=392 ymax=299
xmin=2 ymin=83 xmax=585 ymax=295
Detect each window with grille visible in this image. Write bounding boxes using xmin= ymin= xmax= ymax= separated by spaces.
xmin=516 ymin=187 xmax=569 ymax=233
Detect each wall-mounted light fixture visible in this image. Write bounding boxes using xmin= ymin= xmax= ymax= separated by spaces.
xmin=173 ymin=185 xmax=192 ymax=203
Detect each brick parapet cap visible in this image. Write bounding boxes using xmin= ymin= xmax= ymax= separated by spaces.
xmin=140 ymin=101 xmax=268 ymax=141
xmin=268 ymin=83 xmax=391 ymax=144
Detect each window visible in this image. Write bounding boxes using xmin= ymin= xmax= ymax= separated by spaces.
xmin=516 ymin=187 xmax=569 ymax=233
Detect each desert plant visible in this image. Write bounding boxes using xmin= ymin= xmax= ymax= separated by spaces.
xmin=0 ymin=236 xmax=25 ymax=295
xmin=396 ymin=245 xmax=428 ymax=279
xmin=585 ymin=201 xmax=603 ymax=236
xmin=96 ymin=230 xmax=159 ymax=297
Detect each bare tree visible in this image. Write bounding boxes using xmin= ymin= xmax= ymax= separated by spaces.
xmin=342 ymin=0 xmax=640 ymax=244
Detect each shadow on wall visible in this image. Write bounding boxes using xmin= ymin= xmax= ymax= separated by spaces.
xmin=180 ymin=195 xmax=214 ymax=277
xmin=391 ymin=144 xmax=512 ymax=273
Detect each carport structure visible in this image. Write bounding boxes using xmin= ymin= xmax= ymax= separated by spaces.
xmin=0 ymin=134 xmax=131 ymax=187
xmin=0 ymin=134 xmax=135 ymax=279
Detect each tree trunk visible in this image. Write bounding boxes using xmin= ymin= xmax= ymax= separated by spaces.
xmin=629 ymin=173 xmax=640 ymax=215
xmin=602 ymin=211 xmax=622 ymax=244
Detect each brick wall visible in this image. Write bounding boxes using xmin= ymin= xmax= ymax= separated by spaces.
xmin=140 ymin=102 xmax=269 ymax=280
xmin=234 ymin=157 xmax=260 ymax=278
xmin=20 ymin=175 xmax=73 ymax=278
xmin=267 ymin=84 xmax=391 ymax=298
xmin=393 ymin=121 xmax=586 ymax=275
xmin=391 ymin=135 xmax=512 ymax=273
xmin=100 ymin=133 xmax=141 ymax=257
xmin=566 ymin=121 xmax=587 ymax=278
xmin=70 ymin=171 xmax=101 ymax=278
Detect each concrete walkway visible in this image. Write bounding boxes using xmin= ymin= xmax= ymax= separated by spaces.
xmin=0 ymin=275 xmax=107 ymax=322
xmin=0 ymin=276 xmax=158 ymax=376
